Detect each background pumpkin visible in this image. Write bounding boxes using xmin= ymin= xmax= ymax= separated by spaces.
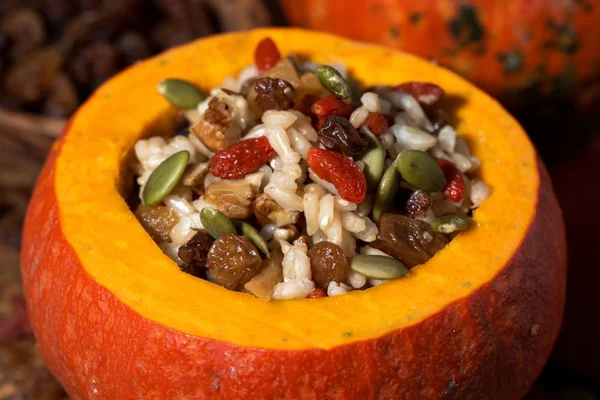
xmin=21 ymin=29 xmax=566 ymax=399
xmin=280 ymin=0 xmax=600 ymax=111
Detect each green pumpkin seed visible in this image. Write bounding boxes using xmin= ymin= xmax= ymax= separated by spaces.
xmin=142 ymin=150 xmax=190 ymax=206
xmin=360 ymin=126 xmax=385 ymax=191
xmin=396 ymin=150 xmax=446 ymax=192
xmin=350 ymin=255 xmax=409 ymax=279
xmin=316 ymin=65 xmax=351 ymax=100
xmin=200 ymin=207 xmax=236 ymax=239
xmin=157 ymin=78 xmax=207 ymax=109
xmin=431 ymin=213 xmax=470 ymax=234
xmin=235 ymin=221 xmax=270 ymax=258
xmin=373 ymin=162 xmax=400 ymax=222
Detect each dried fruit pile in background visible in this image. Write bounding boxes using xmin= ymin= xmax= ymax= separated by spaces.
xmin=0 ymin=0 xmax=271 ymax=118
xmin=0 ymin=0 xmax=272 ymax=397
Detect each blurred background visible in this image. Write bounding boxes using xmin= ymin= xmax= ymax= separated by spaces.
xmin=0 ymin=0 xmax=598 ymax=398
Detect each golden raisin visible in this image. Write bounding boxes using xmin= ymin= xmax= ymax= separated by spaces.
xmin=134 ymin=204 xmax=177 ymax=243
xmin=207 ymin=233 xmax=263 ymax=290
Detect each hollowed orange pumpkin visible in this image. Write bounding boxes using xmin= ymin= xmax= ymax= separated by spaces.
xmin=21 ymin=29 xmax=566 ymax=399
xmin=280 ymin=0 xmax=600 ymax=110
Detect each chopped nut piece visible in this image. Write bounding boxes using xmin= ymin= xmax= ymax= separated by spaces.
xmin=204 ymin=180 xmax=258 ymax=220
xmin=181 ymin=162 xmax=210 ymax=188
xmin=191 ymin=97 xmax=241 ymax=152
xmin=272 ymin=224 xmax=299 ymax=242
xmin=244 ymin=249 xmax=284 ymax=301
xmin=253 ymin=192 xmax=299 ymax=226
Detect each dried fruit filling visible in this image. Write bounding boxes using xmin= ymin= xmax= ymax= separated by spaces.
xmin=128 ymin=37 xmax=492 ymax=301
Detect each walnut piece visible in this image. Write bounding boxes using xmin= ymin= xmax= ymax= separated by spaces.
xmin=204 ymin=180 xmax=257 ymax=220
xmin=252 ymin=192 xmax=299 ymax=226
xmin=191 ymin=97 xmax=241 ymax=152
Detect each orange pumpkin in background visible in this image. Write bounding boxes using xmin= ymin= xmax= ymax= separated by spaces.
xmin=280 ymin=0 xmax=600 ymax=110
xmin=21 ymin=29 xmax=567 ymax=399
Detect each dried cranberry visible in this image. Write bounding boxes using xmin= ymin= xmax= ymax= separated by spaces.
xmin=178 ymin=230 xmax=215 ymax=276
xmin=404 ymin=190 xmax=433 ymax=219
xmin=254 ymin=37 xmax=281 ymax=73
xmin=394 ymin=82 xmax=445 ymax=106
xmin=207 ymin=233 xmax=263 ymax=290
xmin=307 ymin=288 xmax=327 ymax=298
xmin=372 ymin=214 xmax=447 ymax=268
xmin=362 ymin=112 xmax=389 ymax=136
xmin=437 ymin=159 xmax=465 ymax=203
xmin=253 ymin=77 xmax=295 ymax=111
xmin=308 ymin=241 xmax=350 ymax=289
xmin=318 ymin=115 xmax=367 ymax=159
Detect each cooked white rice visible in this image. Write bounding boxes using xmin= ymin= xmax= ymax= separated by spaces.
xmin=131 ymin=53 xmax=492 ymax=301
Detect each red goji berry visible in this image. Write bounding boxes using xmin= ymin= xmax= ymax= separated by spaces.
xmin=210 ymin=136 xmax=275 ymax=179
xmin=315 ymin=116 xmax=326 ymax=130
xmin=394 ymin=82 xmax=445 ymax=106
xmin=307 ymin=288 xmax=327 ymax=298
xmin=312 ymin=95 xmax=353 ymax=130
xmin=437 ymin=158 xmax=465 ymax=203
xmin=362 ymin=112 xmax=389 ymax=136
xmin=255 ymin=37 xmax=281 ymax=73
xmin=307 ymin=147 xmax=366 ymax=204
xmin=311 ymin=95 xmax=353 ymax=119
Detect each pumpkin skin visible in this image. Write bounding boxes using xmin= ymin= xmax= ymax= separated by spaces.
xmin=21 ymin=29 xmax=566 ymax=399
xmin=280 ymin=0 xmax=600 ymax=110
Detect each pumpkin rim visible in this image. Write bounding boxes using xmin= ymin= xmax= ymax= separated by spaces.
xmin=53 ymin=28 xmax=539 ymax=350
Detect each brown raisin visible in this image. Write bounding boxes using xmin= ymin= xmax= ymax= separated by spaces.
xmin=371 ymin=214 xmax=447 ymax=268
xmin=318 ymin=115 xmax=367 ymax=159
xmin=178 ymin=230 xmax=215 ymax=277
xmin=254 ymin=77 xmax=295 ymax=111
xmin=308 ymin=241 xmax=350 ymax=289
xmin=307 ymin=288 xmax=327 ymax=298
xmin=207 ymin=233 xmax=263 ymax=290
xmin=424 ymin=106 xmax=448 ymax=134
xmin=404 ymin=190 xmax=433 ymax=219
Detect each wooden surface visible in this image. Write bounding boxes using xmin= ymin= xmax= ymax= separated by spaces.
xmin=0 ymin=108 xmax=66 ymax=398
